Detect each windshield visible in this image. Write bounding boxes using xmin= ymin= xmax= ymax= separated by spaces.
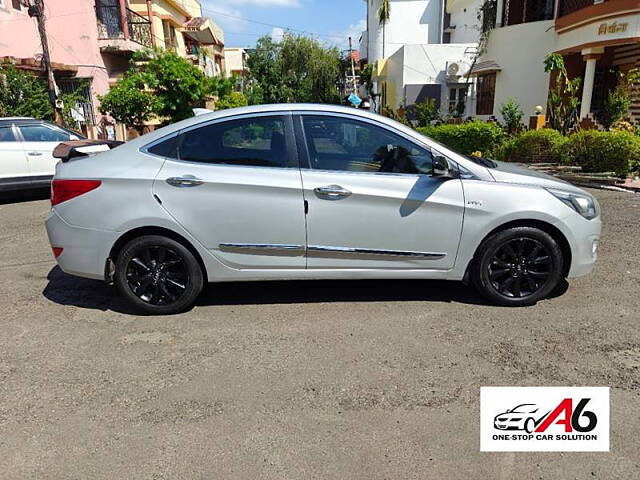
xmin=509 ymin=404 xmax=536 ymax=413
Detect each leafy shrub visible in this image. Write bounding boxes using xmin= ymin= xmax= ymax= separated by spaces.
xmin=495 ymin=128 xmax=566 ymax=163
xmin=499 ymin=98 xmax=524 ymax=136
xmin=215 ymin=91 xmax=248 ymax=110
xmin=560 ymin=130 xmax=640 ymax=176
xmin=0 ymin=63 xmax=53 ymax=120
xmin=417 ymin=120 xmax=505 ymax=157
xmin=410 ymin=98 xmax=439 ymax=127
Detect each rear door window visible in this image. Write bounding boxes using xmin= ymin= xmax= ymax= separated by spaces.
xmin=0 ymin=126 xmax=17 ymax=142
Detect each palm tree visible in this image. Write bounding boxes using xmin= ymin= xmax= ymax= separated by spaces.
xmin=377 ymin=0 xmax=391 ymax=59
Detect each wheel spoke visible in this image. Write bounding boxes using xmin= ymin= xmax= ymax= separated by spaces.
xmin=531 ymin=255 xmax=551 ymax=265
xmin=159 ymin=282 xmax=176 ymax=302
xmin=165 ymin=278 xmax=186 ymax=290
xmin=501 ymin=276 xmax=516 ymax=294
xmin=527 ymin=244 xmax=541 ymax=261
xmin=528 ymin=270 xmax=550 ymax=279
xmin=491 ymin=258 xmax=511 ymax=268
xmin=157 ymin=247 xmax=166 ymax=263
xmin=513 ymin=277 xmax=522 ymax=297
xmin=490 ymin=268 xmax=511 ymax=280
xmin=133 ymin=276 xmax=153 ymax=296
xmin=131 ymin=257 xmax=150 ymax=271
xmin=524 ymin=273 xmax=537 ymax=292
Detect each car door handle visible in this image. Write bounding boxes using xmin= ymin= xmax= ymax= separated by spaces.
xmin=314 ymin=185 xmax=352 ymax=199
xmin=166 ymin=175 xmax=204 ymax=188
xmin=27 ymin=152 xmax=42 ymax=156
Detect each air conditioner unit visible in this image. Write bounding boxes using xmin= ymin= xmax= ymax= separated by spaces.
xmin=446 ymin=62 xmax=460 ymax=81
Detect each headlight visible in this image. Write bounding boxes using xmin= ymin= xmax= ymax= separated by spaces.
xmin=546 ymin=188 xmax=598 ymax=220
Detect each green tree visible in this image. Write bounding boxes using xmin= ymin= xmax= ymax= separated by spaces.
xmin=544 ymin=53 xmax=581 ymax=135
xmin=98 ymin=75 xmax=161 ymax=130
xmin=411 ymin=98 xmax=440 ymax=127
xmin=0 ymin=63 xmax=53 ymax=119
xmin=215 ymin=91 xmax=248 ymax=110
xmin=603 ymin=68 xmax=640 ymax=129
xmin=247 ymin=34 xmax=342 ymax=105
xmin=499 ymin=98 xmax=524 ymax=135
xmin=100 ymin=49 xmax=219 ymax=127
xmin=378 ymin=0 xmax=391 ymax=59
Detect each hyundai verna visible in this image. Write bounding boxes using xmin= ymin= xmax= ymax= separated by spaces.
xmin=45 ymin=104 xmax=601 ymax=315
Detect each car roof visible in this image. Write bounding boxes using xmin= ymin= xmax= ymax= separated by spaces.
xmin=0 ymin=117 xmax=49 ymax=126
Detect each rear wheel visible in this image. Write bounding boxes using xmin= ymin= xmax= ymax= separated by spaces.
xmin=472 ymin=227 xmax=564 ymax=306
xmin=115 ymin=235 xmax=203 ymax=315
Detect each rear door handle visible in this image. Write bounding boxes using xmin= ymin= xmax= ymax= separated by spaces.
xmin=27 ymin=152 xmax=42 ymax=156
xmin=314 ymin=184 xmax=352 ymax=199
xmin=166 ymin=175 xmax=204 ymax=188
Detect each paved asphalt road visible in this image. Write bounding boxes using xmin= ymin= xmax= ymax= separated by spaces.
xmin=0 ymin=188 xmax=638 ymax=479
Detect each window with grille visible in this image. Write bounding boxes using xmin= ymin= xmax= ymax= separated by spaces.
xmin=476 ymin=73 xmax=496 ymax=116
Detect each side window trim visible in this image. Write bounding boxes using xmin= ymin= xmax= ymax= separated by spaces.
xmin=294 ymin=112 xmax=437 ymax=177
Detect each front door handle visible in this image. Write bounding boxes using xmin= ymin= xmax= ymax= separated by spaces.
xmin=27 ymin=152 xmax=42 ymax=156
xmin=314 ymin=185 xmax=352 ymax=200
xmin=166 ymin=175 xmax=204 ymax=188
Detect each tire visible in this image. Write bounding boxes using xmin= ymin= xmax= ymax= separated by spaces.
xmin=115 ymin=235 xmax=204 ymax=315
xmin=524 ymin=418 xmax=535 ymax=434
xmin=471 ymin=227 xmax=564 ymax=307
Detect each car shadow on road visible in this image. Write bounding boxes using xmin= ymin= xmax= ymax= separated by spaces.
xmin=0 ymin=188 xmax=50 ymax=205
xmin=43 ymin=265 xmax=570 ymax=314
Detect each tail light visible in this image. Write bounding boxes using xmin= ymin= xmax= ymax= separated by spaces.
xmin=52 ymin=247 xmax=64 ymax=258
xmin=51 ymin=179 xmax=101 ymax=206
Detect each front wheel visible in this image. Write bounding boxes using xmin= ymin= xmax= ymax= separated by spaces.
xmin=115 ymin=235 xmax=204 ymax=315
xmin=472 ymin=227 xmax=564 ymax=306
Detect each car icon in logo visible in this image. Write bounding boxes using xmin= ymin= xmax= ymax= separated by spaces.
xmin=494 ymin=404 xmax=548 ymax=433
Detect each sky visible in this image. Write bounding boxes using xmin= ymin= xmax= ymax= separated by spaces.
xmin=200 ymin=0 xmax=367 ymax=51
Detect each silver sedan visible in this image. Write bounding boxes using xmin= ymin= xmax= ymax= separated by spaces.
xmin=46 ymin=104 xmax=601 ymax=314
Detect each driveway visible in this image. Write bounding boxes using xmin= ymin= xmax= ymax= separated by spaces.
xmin=0 ymin=189 xmax=638 ymax=479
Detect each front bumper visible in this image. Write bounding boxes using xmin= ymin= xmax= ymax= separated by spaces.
xmin=560 ymin=214 xmax=602 ymax=279
xmin=45 ymin=209 xmax=118 ymax=280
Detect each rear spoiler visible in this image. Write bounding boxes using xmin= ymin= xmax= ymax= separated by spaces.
xmin=53 ymin=139 xmax=123 ymax=162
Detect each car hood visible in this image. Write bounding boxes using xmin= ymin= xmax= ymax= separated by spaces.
xmin=488 ymin=161 xmax=587 ymax=195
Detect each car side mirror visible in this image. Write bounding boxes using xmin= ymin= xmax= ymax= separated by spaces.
xmin=432 ymin=155 xmax=451 ymax=177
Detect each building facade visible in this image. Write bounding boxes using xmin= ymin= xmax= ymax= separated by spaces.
xmin=0 ymin=0 xmax=223 ymax=135
xmin=223 ymin=47 xmax=248 ymax=78
xmin=359 ymin=0 xmax=482 ymax=116
xmin=473 ymin=0 xmax=640 ymax=124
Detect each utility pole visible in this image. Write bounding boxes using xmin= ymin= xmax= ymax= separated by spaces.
xmin=348 ymin=36 xmax=358 ymax=95
xmin=28 ymin=0 xmax=62 ymax=124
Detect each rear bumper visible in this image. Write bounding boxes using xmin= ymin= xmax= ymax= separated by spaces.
xmin=45 ymin=209 xmax=117 ymax=280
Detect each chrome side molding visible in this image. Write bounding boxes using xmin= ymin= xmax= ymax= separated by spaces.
xmin=308 ymin=245 xmax=446 ymax=259
xmin=219 ymin=243 xmax=305 ymax=256
xmin=218 ymin=243 xmax=446 ymax=260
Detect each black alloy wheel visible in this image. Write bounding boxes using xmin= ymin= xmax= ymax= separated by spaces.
xmin=487 ymin=237 xmax=552 ymax=299
xmin=126 ymin=245 xmax=189 ymax=305
xmin=472 ymin=227 xmax=564 ymax=306
xmin=115 ymin=235 xmax=204 ymax=315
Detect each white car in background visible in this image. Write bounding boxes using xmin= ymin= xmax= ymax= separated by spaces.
xmin=0 ymin=117 xmax=83 ymax=192
xmin=45 ymin=104 xmax=601 ymax=315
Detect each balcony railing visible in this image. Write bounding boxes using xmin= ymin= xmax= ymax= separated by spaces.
xmin=558 ymin=0 xmax=599 ymax=17
xmin=126 ymin=8 xmax=153 ymax=48
xmin=503 ymin=0 xmax=555 ymax=27
xmin=96 ymin=3 xmax=152 ymax=48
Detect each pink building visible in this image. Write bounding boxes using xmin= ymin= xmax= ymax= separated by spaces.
xmin=0 ymin=0 xmax=220 ymax=137
xmin=0 ymin=0 xmax=151 ymax=135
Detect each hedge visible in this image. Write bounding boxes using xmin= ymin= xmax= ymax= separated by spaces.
xmin=559 ymin=130 xmax=640 ymax=177
xmin=495 ymin=128 xmax=566 ymax=163
xmin=417 ymin=121 xmax=505 ymax=157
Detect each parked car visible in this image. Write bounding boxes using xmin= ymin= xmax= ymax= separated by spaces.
xmin=0 ymin=117 xmax=84 ymax=192
xmin=46 ymin=104 xmax=601 ymax=314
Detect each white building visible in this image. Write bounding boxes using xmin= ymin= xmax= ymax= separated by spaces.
xmin=360 ymin=0 xmax=482 ymax=116
xmin=224 ymin=48 xmax=249 ymax=78
xmin=472 ymin=0 xmax=640 ymax=124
